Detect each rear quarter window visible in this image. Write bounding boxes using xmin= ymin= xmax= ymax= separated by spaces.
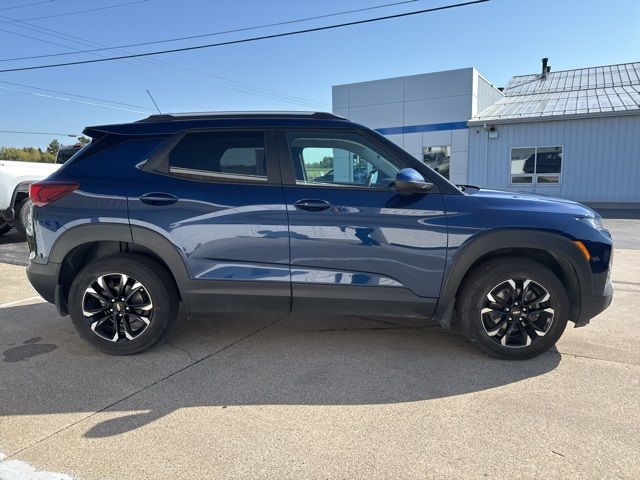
xmin=167 ymin=131 xmax=267 ymax=181
xmin=56 ymin=136 xmax=166 ymax=175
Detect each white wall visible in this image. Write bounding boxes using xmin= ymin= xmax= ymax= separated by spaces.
xmin=467 ymin=115 xmax=640 ymax=202
xmin=474 ymin=71 xmax=505 ymax=117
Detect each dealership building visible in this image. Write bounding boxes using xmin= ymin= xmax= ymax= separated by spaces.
xmin=332 ymin=60 xmax=640 ymax=204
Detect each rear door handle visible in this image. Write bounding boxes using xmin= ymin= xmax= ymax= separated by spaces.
xmin=294 ymin=199 xmax=333 ymax=211
xmin=139 ymin=192 xmax=179 ymax=206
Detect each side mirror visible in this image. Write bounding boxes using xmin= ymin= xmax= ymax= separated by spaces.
xmin=395 ymin=168 xmax=433 ymax=194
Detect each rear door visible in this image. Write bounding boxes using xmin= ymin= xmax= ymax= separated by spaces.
xmin=278 ymin=129 xmax=448 ymax=318
xmin=127 ymin=129 xmax=291 ymax=312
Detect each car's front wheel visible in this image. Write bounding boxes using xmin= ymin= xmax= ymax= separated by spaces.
xmin=68 ymin=254 xmax=179 ymax=355
xmin=457 ymin=257 xmax=569 ymax=360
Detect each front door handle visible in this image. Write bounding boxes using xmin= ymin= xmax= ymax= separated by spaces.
xmin=294 ymin=199 xmax=333 ymax=212
xmin=139 ymin=192 xmax=179 ymax=206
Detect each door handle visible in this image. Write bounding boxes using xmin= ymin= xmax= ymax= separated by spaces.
xmin=139 ymin=192 xmax=179 ymax=206
xmin=294 ymin=199 xmax=333 ymax=211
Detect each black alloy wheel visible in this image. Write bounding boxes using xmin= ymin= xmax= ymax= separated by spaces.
xmin=481 ymin=278 xmax=554 ymax=348
xmin=82 ymin=273 xmax=154 ymax=343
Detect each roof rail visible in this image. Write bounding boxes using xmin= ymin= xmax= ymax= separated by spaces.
xmin=137 ymin=111 xmax=345 ymax=123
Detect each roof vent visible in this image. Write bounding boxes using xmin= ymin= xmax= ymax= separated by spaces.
xmin=541 ymin=57 xmax=550 ymax=78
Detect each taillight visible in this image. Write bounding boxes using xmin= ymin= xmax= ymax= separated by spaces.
xmin=29 ymin=181 xmax=79 ymax=207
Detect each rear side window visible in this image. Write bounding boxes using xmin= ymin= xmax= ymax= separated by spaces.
xmin=168 ymin=131 xmax=266 ymax=181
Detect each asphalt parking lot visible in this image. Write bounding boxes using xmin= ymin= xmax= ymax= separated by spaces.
xmin=0 ymin=213 xmax=638 ymax=479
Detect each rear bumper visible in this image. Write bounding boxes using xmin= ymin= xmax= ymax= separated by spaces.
xmin=576 ymin=279 xmax=614 ymax=326
xmin=26 ymin=260 xmax=67 ymax=315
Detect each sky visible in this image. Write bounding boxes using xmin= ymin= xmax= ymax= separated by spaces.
xmin=0 ymin=0 xmax=639 ymax=149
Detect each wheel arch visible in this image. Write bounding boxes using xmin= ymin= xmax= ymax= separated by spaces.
xmin=435 ymin=229 xmax=590 ymax=328
xmin=51 ymin=224 xmax=189 ymax=312
xmin=3 ymin=181 xmax=32 ymax=223
xmin=12 ymin=181 xmax=30 ymax=207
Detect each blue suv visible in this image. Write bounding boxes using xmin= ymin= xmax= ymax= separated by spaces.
xmin=25 ymin=112 xmax=613 ymax=359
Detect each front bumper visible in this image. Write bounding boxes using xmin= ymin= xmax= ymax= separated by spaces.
xmin=575 ymin=279 xmax=614 ymax=326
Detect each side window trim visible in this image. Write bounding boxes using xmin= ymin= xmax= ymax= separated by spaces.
xmin=142 ymin=128 xmax=281 ymax=185
xmin=276 ymin=128 xmax=438 ymax=193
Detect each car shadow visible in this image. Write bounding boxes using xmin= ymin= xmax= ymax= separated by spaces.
xmin=0 ymin=302 xmax=561 ymax=439
xmin=0 ymin=230 xmax=23 ymax=245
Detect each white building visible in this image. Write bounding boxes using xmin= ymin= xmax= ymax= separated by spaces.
xmin=333 ymin=61 xmax=640 ymax=205
xmin=332 ymin=68 xmax=502 ymax=185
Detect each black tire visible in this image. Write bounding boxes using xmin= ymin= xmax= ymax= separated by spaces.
xmin=0 ymin=220 xmax=10 ymax=235
xmin=457 ymin=257 xmax=569 ymax=360
xmin=13 ymin=198 xmax=31 ymax=238
xmin=68 ymin=254 xmax=179 ymax=355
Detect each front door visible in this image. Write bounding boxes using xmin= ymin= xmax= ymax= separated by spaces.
xmin=279 ymin=129 xmax=448 ymax=318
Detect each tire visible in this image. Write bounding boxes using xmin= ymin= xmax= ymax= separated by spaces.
xmin=0 ymin=220 xmax=10 ymax=236
xmin=68 ymin=254 xmax=179 ymax=355
xmin=13 ymin=198 xmax=31 ymax=238
xmin=457 ymin=257 xmax=569 ymax=360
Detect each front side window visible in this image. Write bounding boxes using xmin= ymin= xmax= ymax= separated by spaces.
xmin=288 ymin=131 xmax=400 ymax=189
xmin=511 ymin=146 xmax=562 ymax=184
xmin=168 ymin=131 xmax=266 ymax=181
xmin=423 ymin=145 xmax=450 ymax=179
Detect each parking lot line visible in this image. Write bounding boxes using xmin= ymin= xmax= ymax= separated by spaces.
xmin=0 ymin=296 xmax=43 ymax=309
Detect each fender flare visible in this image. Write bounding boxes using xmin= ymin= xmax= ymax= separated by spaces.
xmin=434 ymin=229 xmax=591 ymax=328
xmin=49 ymin=223 xmax=191 ymax=300
xmin=4 ymin=181 xmax=32 ymax=221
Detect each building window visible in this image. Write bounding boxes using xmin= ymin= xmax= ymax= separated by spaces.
xmin=510 ymin=146 xmax=562 ymax=185
xmin=423 ymin=145 xmax=450 ymax=179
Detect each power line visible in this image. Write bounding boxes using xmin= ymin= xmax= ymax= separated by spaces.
xmin=0 ymin=1 xmax=425 ymax=108
xmin=0 ymin=0 xmax=490 ymax=74
xmin=0 ymin=0 xmax=148 ymax=23
xmin=0 ymin=130 xmax=77 ymax=137
xmin=0 ymin=24 xmax=329 ymax=108
xmin=0 ymin=0 xmax=422 ymax=62
xmin=0 ymin=25 xmax=83 ymax=51
xmin=0 ymin=9 xmax=330 ymax=108
xmin=0 ymin=79 xmax=151 ymax=109
xmin=0 ymin=84 xmax=153 ymax=114
xmin=0 ymin=1 xmax=55 ymax=12
xmin=0 ymin=13 xmax=180 ymax=75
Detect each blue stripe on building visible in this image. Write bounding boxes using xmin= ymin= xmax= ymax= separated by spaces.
xmin=375 ymin=121 xmax=468 ymax=136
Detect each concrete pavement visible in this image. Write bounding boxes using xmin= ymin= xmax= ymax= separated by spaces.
xmin=1 ymin=250 xmax=639 ymax=479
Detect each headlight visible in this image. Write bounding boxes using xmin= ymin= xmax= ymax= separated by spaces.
xmin=576 ymin=215 xmax=604 ymax=230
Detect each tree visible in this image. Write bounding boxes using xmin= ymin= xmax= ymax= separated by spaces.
xmin=0 ymin=146 xmax=55 ymax=163
xmin=320 ymin=156 xmax=333 ymax=168
xmin=77 ymin=136 xmax=90 ymax=145
xmin=46 ymin=139 xmax=61 ymax=155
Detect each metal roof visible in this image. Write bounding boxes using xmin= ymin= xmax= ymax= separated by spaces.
xmin=471 ymin=62 xmax=640 ymax=124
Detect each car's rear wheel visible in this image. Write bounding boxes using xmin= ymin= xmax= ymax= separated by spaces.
xmin=0 ymin=220 xmax=11 ymax=235
xmin=457 ymin=257 xmax=569 ymax=360
xmin=68 ymin=254 xmax=179 ymax=355
xmin=13 ymin=198 xmax=31 ymax=238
